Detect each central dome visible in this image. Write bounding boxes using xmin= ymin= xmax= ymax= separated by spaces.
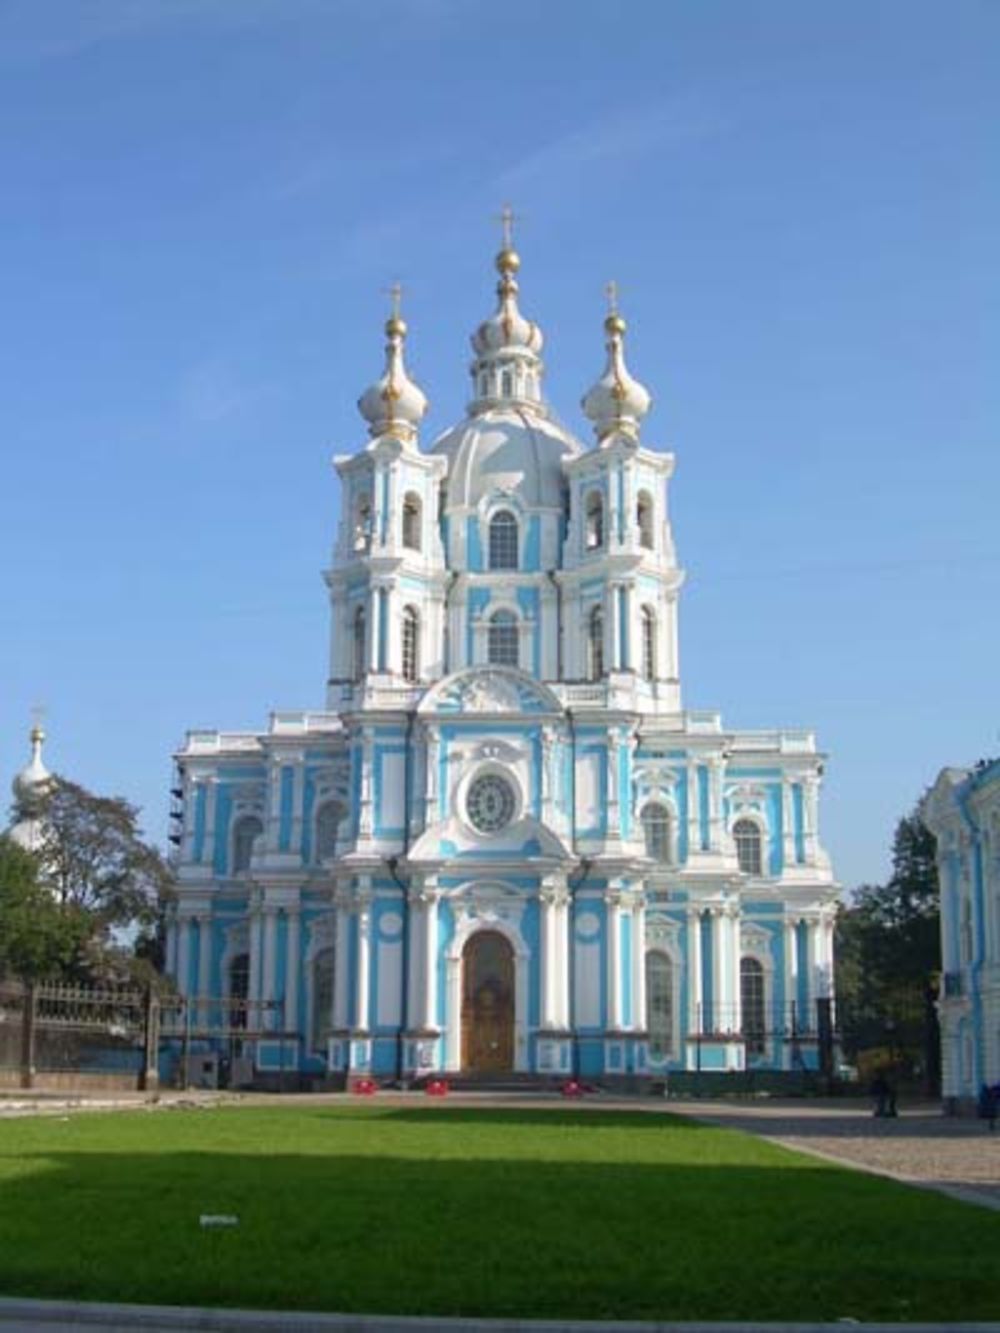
xmin=431 ymin=405 xmax=582 ymax=509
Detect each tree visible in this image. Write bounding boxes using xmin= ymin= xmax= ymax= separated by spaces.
xmin=5 ymin=777 xmax=176 ymax=984
xmin=0 ymin=835 xmax=88 ymax=981
xmin=835 ymin=809 xmax=940 ymax=1089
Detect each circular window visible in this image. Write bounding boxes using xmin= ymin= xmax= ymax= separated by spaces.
xmin=466 ymin=773 xmax=517 ymax=834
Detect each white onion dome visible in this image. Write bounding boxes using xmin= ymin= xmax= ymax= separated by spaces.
xmin=431 ymin=408 xmax=582 ymax=510
xmin=12 ymin=725 xmax=51 ymax=813
xmin=581 ymin=308 xmax=652 ymax=444
xmin=472 ymin=249 xmax=544 ymax=359
xmin=357 ymin=311 xmax=428 ymax=445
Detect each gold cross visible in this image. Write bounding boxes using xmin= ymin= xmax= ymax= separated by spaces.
xmin=605 ymin=280 xmax=619 ymax=316
xmin=495 ymin=203 xmax=519 ymax=249
xmin=385 ymin=281 xmax=403 ymax=320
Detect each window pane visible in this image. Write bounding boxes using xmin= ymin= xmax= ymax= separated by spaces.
xmin=588 ymin=608 xmax=604 ymax=680
xmin=489 ymin=511 xmax=519 ymax=570
xmin=488 ymin=611 xmax=519 ymax=667
xmin=646 ymin=951 xmax=673 ymax=1058
xmin=312 ymin=948 xmax=334 ymax=1052
xmin=402 ymin=608 xmax=419 ymax=682
xmin=734 ymin=819 xmax=763 ymax=875
xmin=741 ymin=957 xmax=766 ymax=1056
xmin=642 ymin=804 xmax=671 ymax=864
xmin=233 ymin=817 xmax=262 ymax=874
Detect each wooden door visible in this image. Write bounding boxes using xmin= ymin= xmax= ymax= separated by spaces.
xmin=461 ymin=931 xmax=514 ymax=1072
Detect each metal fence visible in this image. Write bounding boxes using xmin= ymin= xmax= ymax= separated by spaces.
xmin=0 ymin=981 xmax=291 ymax=1092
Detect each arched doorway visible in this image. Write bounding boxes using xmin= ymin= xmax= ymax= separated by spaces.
xmin=461 ymin=931 xmax=514 ymax=1072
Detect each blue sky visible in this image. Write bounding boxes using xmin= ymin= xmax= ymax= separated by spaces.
xmin=1 ymin=0 xmax=997 ymax=891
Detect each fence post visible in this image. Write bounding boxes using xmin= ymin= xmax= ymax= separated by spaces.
xmin=20 ymin=981 xmax=37 ymax=1090
xmin=141 ymin=986 xmax=160 ymax=1094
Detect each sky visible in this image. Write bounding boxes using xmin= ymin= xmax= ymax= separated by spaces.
xmin=1 ymin=0 xmax=997 ymax=892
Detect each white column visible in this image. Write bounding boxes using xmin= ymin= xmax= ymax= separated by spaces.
xmin=606 ymin=892 xmax=622 ymax=1030
xmin=803 ymin=776 xmax=820 ymax=864
xmin=423 ymin=725 xmax=440 ymax=828
xmin=266 ymin=764 xmax=282 ymax=852
xmin=784 ymin=917 xmax=799 ymax=1032
xmin=782 ymin=782 xmax=796 ymax=869
xmin=606 ymin=732 xmax=621 ymax=842
xmin=686 ymin=764 xmax=698 ymax=856
xmin=180 ymin=777 xmax=197 ymax=863
xmin=262 ymin=905 xmax=278 ymax=1030
xmin=201 ymin=781 xmax=218 ymax=869
xmin=541 ymin=727 xmax=556 ymax=827
xmin=632 ymin=895 xmax=647 ymax=1031
xmin=285 ymin=905 xmax=301 ymax=1035
xmin=248 ymin=904 xmax=263 ymax=1004
xmin=165 ymin=914 xmax=178 ymax=979
xmin=355 ymin=896 xmax=372 ymax=1032
xmin=357 ymin=727 xmax=374 ymax=840
xmin=609 ymin=583 xmax=622 ymax=671
xmin=291 ymin=766 xmax=306 ymax=862
xmin=196 ymin=914 xmax=212 ymax=1021
xmin=176 ymin=915 xmax=192 ymax=997
xmin=555 ymin=894 xmax=570 ymax=1028
xmin=711 ymin=909 xmax=725 ymax=1031
xmin=688 ymin=908 xmax=703 ymax=1033
xmin=728 ymin=906 xmax=742 ymax=1034
xmin=333 ymin=893 xmax=351 ymax=1030
xmin=421 ymin=888 xmax=440 ymax=1030
xmin=708 ymin=761 xmax=723 ymax=853
xmin=367 ymin=586 xmax=381 ymax=672
xmin=539 ymin=882 xmax=560 ymax=1030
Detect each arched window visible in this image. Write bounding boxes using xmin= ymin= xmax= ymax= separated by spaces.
xmin=641 ymin=606 xmax=656 ymax=681
xmin=314 ymin=800 xmax=343 ymax=863
xmin=646 ymin=951 xmax=674 ymax=1059
xmin=637 ymin=491 xmax=654 ymax=549
xmin=354 ymin=495 xmax=372 ymax=552
xmin=311 ymin=947 xmax=334 ymax=1052
xmin=353 ymin=605 xmax=366 ymax=682
xmin=585 ymin=491 xmax=604 ymax=550
xmin=488 ymin=609 xmax=519 ymax=667
xmin=228 ymin=952 xmax=249 ymax=1030
xmin=401 ymin=606 xmax=420 ymax=682
xmin=489 ymin=510 xmax=519 ymax=570
xmin=734 ymin=818 xmax=763 ymax=876
xmin=642 ymin=803 xmax=672 ymax=865
xmin=588 ymin=606 xmax=604 ymax=681
xmin=232 ymin=815 xmax=262 ymax=875
xmin=741 ymin=957 xmax=766 ymax=1056
xmin=501 ymin=369 xmax=512 ymax=397
xmin=401 ymin=493 xmax=422 ymax=551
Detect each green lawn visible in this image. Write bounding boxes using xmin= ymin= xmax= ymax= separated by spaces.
xmin=0 ymin=1103 xmax=997 ymax=1321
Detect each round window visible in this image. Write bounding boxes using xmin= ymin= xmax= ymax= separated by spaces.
xmin=466 ymin=773 xmax=517 ymax=834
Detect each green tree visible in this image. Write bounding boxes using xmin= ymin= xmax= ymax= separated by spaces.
xmin=0 ymin=835 xmax=88 ymax=981
xmin=835 ymin=810 xmax=940 ymax=1088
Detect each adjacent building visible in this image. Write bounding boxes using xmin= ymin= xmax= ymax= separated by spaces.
xmin=166 ymin=236 xmax=839 ymax=1086
xmin=922 ymin=759 xmax=1000 ymax=1108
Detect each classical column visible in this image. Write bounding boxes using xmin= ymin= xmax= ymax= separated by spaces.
xmin=165 ymin=912 xmax=178 ymax=980
xmin=782 ymin=782 xmax=796 ymax=869
xmin=196 ymin=914 xmax=212 ymax=1023
xmin=609 ymin=583 xmax=622 ymax=671
xmin=803 ymin=776 xmax=820 ymax=864
xmin=606 ymin=731 xmax=621 ymax=843
xmin=357 ymin=727 xmax=374 ymax=841
xmin=784 ymin=916 xmax=800 ymax=1031
xmin=420 ymin=886 xmax=440 ymax=1030
xmin=291 ymin=766 xmax=306 ymax=862
xmin=727 ymin=906 xmax=742 ymax=1035
xmin=631 ymin=894 xmax=647 ymax=1031
xmin=688 ymin=907 xmax=703 ymax=1034
xmin=266 ymin=763 xmax=282 ymax=853
xmin=606 ymin=891 xmax=623 ymax=1030
xmin=180 ymin=777 xmax=197 ymax=863
xmin=707 ymin=761 xmax=724 ymax=853
xmin=367 ymin=586 xmax=381 ymax=673
xmin=423 ymin=725 xmax=440 ymax=828
xmin=555 ymin=892 xmax=570 ymax=1029
xmin=262 ymin=904 xmax=278 ymax=1031
xmin=176 ymin=915 xmax=192 ymax=997
xmin=711 ymin=908 xmax=726 ymax=1031
xmin=541 ymin=727 xmax=556 ymax=827
xmin=201 ymin=781 xmax=218 ymax=869
xmin=686 ymin=764 xmax=698 ymax=857
xmin=333 ymin=890 xmax=351 ymax=1030
xmin=355 ymin=892 xmax=372 ymax=1032
xmin=284 ymin=904 xmax=301 ymax=1035
xmin=539 ymin=879 xmax=567 ymax=1030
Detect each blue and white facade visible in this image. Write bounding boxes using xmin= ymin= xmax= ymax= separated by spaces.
xmin=922 ymin=760 xmax=1000 ymax=1107
xmin=166 ymin=241 xmax=839 ymax=1084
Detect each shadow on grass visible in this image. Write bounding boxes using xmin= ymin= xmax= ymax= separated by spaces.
xmin=0 ymin=1145 xmax=997 ymax=1322
xmin=295 ymin=1105 xmax=703 ymax=1130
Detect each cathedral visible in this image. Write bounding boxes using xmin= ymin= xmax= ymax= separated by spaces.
xmin=166 ymin=231 xmax=839 ymax=1087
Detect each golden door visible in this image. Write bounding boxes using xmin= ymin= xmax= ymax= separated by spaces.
xmin=461 ymin=930 xmax=514 ymax=1072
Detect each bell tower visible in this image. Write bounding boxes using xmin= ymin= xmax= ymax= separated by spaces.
xmin=324 ymin=291 xmax=448 ymax=704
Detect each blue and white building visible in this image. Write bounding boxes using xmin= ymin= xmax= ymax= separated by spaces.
xmin=166 ymin=238 xmax=839 ymax=1085
xmin=922 ymin=759 xmax=1000 ymax=1108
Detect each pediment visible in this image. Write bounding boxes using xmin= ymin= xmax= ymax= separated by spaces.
xmin=419 ymin=666 xmax=562 ymax=718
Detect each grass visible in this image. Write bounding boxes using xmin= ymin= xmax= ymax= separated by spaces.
xmin=0 ymin=1103 xmax=998 ymax=1321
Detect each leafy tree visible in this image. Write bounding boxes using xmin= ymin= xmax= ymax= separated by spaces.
xmin=34 ymin=778 xmax=173 ymax=942
xmin=0 ymin=835 xmax=88 ymax=981
xmin=835 ymin=809 xmax=940 ymax=1088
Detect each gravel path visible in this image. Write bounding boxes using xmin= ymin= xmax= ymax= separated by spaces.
xmin=671 ymin=1099 xmax=1000 ymax=1210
